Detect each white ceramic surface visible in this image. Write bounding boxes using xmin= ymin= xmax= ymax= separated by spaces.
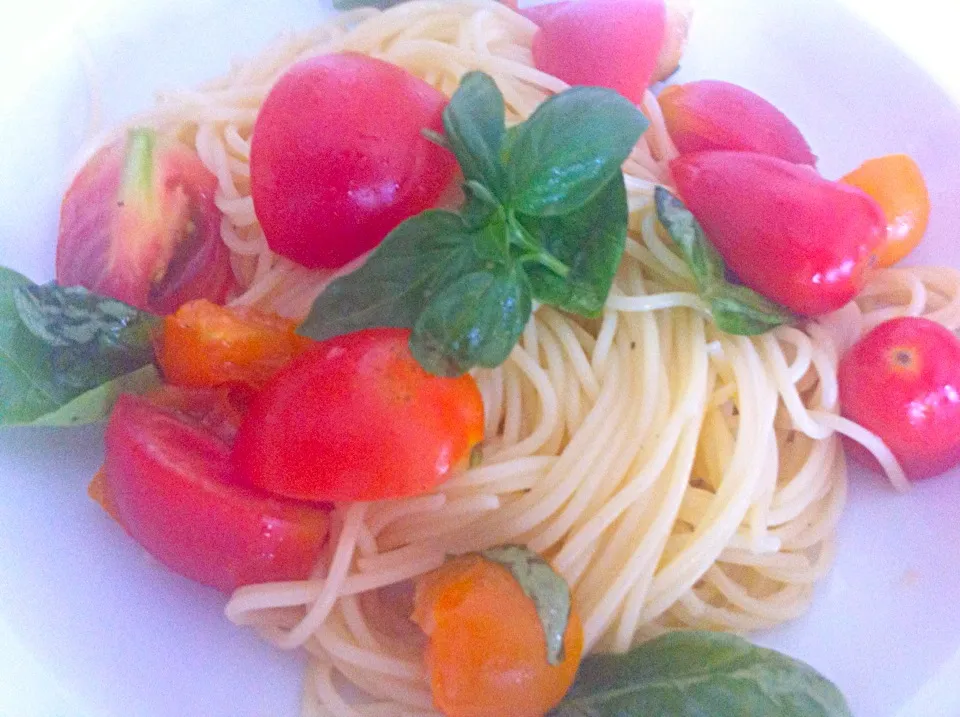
xmin=1 ymin=1 xmax=960 ymax=715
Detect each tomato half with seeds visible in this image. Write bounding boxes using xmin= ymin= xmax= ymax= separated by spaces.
xmin=100 ymin=392 xmax=329 ymax=592
xmin=839 ymin=317 xmax=960 ymax=481
xmin=57 ymin=129 xmax=231 ymax=314
xmin=232 ymin=328 xmax=485 ymax=502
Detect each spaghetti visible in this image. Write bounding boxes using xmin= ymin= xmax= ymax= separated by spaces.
xmin=104 ymin=1 xmax=960 ymax=714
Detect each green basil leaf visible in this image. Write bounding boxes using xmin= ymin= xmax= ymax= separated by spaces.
xmin=654 ymin=187 xmax=794 ymax=336
xmin=520 ymin=172 xmax=628 ymax=317
xmin=0 ymin=268 xmax=159 ymax=426
xmin=551 ymin=631 xmax=853 ymax=717
xmin=708 ymin=284 xmax=796 ymax=337
xmin=461 ymin=180 xmax=504 ymax=232
xmin=507 ymin=87 xmax=648 ymax=217
xmin=410 ymin=266 xmax=531 ymax=376
xmin=30 ymin=365 xmax=160 ymax=427
xmin=298 ymin=210 xmax=485 ymax=342
xmin=14 ymin=282 xmax=159 ymax=391
xmin=480 ymin=545 xmax=571 ymax=666
xmin=444 ymin=71 xmax=508 ymax=199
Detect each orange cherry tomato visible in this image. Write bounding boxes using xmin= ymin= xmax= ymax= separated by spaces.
xmin=412 ymin=554 xmax=584 ymax=717
xmin=232 ymin=328 xmax=485 ymax=502
xmin=840 ymin=154 xmax=930 ymax=267
xmin=156 ymin=299 xmax=314 ymax=390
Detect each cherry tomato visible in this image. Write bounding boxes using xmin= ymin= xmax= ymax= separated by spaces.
xmin=250 ymin=53 xmax=457 ymax=270
xmin=839 ymin=317 xmax=960 ymax=480
xmin=101 ymin=393 xmax=329 ymax=592
xmin=412 ymin=554 xmax=584 ymax=717
xmin=671 ymin=151 xmax=886 ymax=316
xmin=232 ymin=328 xmax=485 ymax=502
xmin=525 ymin=0 xmax=666 ymax=105
xmin=658 ymin=80 xmax=816 ymax=165
xmin=57 ymin=128 xmax=232 ymax=315
xmin=156 ymin=299 xmax=313 ymax=390
xmin=841 ymin=154 xmax=930 ymax=268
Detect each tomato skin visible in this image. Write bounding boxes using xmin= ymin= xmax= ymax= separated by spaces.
xmin=412 ymin=554 xmax=584 ymax=717
xmin=671 ymin=151 xmax=886 ymax=316
xmin=526 ymin=0 xmax=666 ymax=105
xmin=841 ymin=154 xmax=930 ymax=267
xmin=250 ymin=53 xmax=457 ymax=270
xmin=232 ymin=328 xmax=485 ymax=502
xmin=659 ymin=80 xmax=816 ymax=164
xmin=102 ymin=394 xmax=329 ymax=592
xmin=57 ymin=129 xmax=231 ymax=315
xmin=839 ymin=317 xmax=960 ymax=481
xmin=157 ymin=299 xmax=314 ymax=390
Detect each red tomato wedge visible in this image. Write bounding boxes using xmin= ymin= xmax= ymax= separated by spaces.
xmin=525 ymin=0 xmax=666 ymax=105
xmin=250 ymin=53 xmax=457 ymax=269
xmin=671 ymin=151 xmax=886 ymax=316
xmin=839 ymin=317 xmax=960 ymax=481
xmin=101 ymin=393 xmax=329 ymax=592
xmin=232 ymin=328 xmax=485 ymax=502
xmin=659 ymin=80 xmax=816 ymax=164
xmin=57 ymin=129 xmax=231 ymax=315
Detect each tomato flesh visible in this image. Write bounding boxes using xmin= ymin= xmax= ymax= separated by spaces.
xmin=102 ymin=393 xmax=329 ymax=592
xmin=57 ymin=129 xmax=231 ymax=314
xmin=250 ymin=53 xmax=457 ymax=269
xmin=232 ymin=328 xmax=485 ymax=502
xmin=526 ymin=0 xmax=666 ymax=105
xmin=659 ymin=80 xmax=816 ymax=164
xmin=841 ymin=154 xmax=930 ymax=268
xmin=671 ymin=151 xmax=886 ymax=316
xmin=839 ymin=317 xmax=960 ymax=481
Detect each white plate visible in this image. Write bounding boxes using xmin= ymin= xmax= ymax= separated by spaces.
xmin=2 ymin=1 xmax=960 ymax=715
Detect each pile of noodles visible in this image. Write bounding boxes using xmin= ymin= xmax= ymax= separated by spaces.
xmin=93 ymin=2 xmax=960 ymax=714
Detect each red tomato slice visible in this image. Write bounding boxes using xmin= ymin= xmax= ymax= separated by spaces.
xmin=232 ymin=328 xmax=485 ymax=502
xmin=671 ymin=151 xmax=886 ymax=316
xmin=839 ymin=317 xmax=960 ymax=481
xmin=102 ymin=393 xmax=329 ymax=592
xmin=57 ymin=129 xmax=231 ymax=315
xmin=658 ymin=80 xmax=816 ymax=164
xmin=526 ymin=0 xmax=666 ymax=105
xmin=250 ymin=53 xmax=457 ymax=269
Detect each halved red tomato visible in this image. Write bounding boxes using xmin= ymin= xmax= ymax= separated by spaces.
xmin=99 ymin=392 xmax=329 ymax=592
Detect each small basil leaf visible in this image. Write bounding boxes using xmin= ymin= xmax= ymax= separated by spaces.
xmin=507 ymin=87 xmax=648 ymax=216
xmin=0 ymin=268 xmax=159 ymax=426
xmin=521 ymin=172 xmax=628 ymax=317
xmin=298 ymin=211 xmax=484 ymax=342
xmin=461 ymin=180 xmax=504 ymax=232
xmin=708 ymin=284 xmax=796 ymax=336
xmin=14 ymin=283 xmax=159 ymax=390
xmin=551 ymin=631 xmax=853 ymax=717
xmin=444 ymin=71 xmax=508 ymax=199
xmin=480 ymin=545 xmax=571 ymax=666
xmin=31 ymin=365 xmax=160 ymax=427
xmin=655 ymin=187 xmax=794 ymax=336
xmin=411 ymin=267 xmax=531 ymax=376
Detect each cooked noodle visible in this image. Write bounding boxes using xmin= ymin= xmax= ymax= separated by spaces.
xmin=102 ymin=1 xmax=960 ymax=713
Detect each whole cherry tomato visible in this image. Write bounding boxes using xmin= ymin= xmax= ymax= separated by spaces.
xmin=841 ymin=154 xmax=930 ymax=267
xmin=525 ymin=0 xmax=666 ymax=105
xmin=412 ymin=553 xmax=584 ymax=717
xmin=250 ymin=53 xmax=457 ymax=269
xmin=231 ymin=328 xmax=484 ymax=502
xmin=839 ymin=316 xmax=960 ymax=480
xmin=659 ymin=80 xmax=816 ymax=164
xmin=671 ymin=151 xmax=886 ymax=316
xmin=100 ymin=392 xmax=330 ymax=592
xmin=57 ymin=128 xmax=231 ymax=314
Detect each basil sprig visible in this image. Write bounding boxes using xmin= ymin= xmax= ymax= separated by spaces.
xmin=299 ymin=72 xmax=648 ymax=375
xmin=654 ymin=187 xmax=794 ymax=336
xmin=551 ymin=631 xmax=853 ymax=717
xmin=0 ymin=267 xmax=160 ymax=426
